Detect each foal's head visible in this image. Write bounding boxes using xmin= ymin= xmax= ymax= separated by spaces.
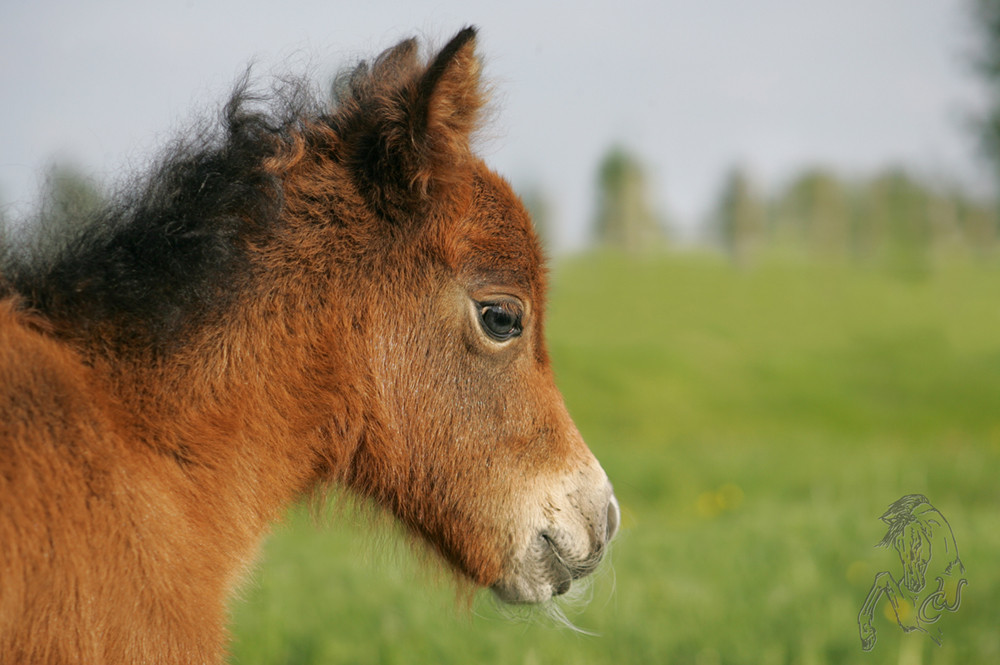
xmin=280 ymin=28 xmax=619 ymax=603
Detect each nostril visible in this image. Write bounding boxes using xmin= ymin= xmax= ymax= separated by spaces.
xmin=606 ymin=494 xmax=620 ymax=541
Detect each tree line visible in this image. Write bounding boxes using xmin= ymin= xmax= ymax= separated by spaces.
xmin=710 ymin=165 xmax=996 ymax=269
xmin=544 ymin=147 xmax=998 ymax=272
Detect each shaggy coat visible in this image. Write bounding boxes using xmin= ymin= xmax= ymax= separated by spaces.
xmin=0 ymin=28 xmax=617 ymax=664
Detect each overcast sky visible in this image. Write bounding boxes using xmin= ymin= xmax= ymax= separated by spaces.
xmin=0 ymin=0 xmax=989 ymax=249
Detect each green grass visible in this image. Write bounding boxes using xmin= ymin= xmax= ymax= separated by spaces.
xmin=229 ymin=252 xmax=1000 ymax=664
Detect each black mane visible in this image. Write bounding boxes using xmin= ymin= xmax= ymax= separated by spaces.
xmin=1 ymin=75 xmax=317 ymax=352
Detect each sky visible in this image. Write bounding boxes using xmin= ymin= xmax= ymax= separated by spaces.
xmin=0 ymin=0 xmax=990 ymax=249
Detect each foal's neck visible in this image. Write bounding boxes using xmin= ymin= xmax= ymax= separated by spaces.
xmin=97 ymin=281 xmax=353 ymax=524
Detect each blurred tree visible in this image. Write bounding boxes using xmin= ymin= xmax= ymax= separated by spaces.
xmin=858 ymin=169 xmax=933 ymax=275
xmin=954 ymin=191 xmax=998 ymax=253
xmin=592 ymin=146 xmax=666 ymax=252
xmin=925 ymin=188 xmax=966 ymax=255
xmin=713 ymin=166 xmax=765 ymax=266
xmin=967 ymin=1 xmax=1000 ymax=256
xmin=13 ymin=163 xmax=107 ymax=263
xmin=519 ymin=184 xmax=554 ymax=255
xmin=38 ymin=163 xmax=104 ymax=237
xmin=972 ymin=0 xmax=1000 ymax=187
xmin=775 ymin=169 xmax=852 ymax=257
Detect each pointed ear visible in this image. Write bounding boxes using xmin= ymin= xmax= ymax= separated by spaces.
xmin=408 ymin=26 xmax=483 ymax=190
xmin=346 ymin=28 xmax=485 ymax=220
xmin=344 ymin=36 xmax=420 ymax=102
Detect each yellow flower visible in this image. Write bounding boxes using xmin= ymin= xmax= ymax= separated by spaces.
xmin=885 ymin=598 xmax=912 ymax=623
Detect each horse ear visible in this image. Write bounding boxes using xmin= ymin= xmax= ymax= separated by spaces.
xmin=407 ymin=26 xmax=483 ymax=192
xmin=347 ymin=28 xmax=484 ymax=220
xmin=349 ymin=37 xmax=420 ymax=99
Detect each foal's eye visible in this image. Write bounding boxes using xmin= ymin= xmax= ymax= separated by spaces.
xmin=477 ymin=301 xmax=523 ymax=342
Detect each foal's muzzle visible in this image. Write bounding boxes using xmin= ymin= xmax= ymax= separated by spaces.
xmin=493 ymin=486 xmax=619 ymax=604
xmin=548 ymin=492 xmax=620 ymax=597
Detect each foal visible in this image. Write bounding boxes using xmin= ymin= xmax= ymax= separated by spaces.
xmin=0 ymin=28 xmax=618 ymax=663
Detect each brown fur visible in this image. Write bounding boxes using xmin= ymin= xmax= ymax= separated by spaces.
xmin=0 ymin=28 xmax=610 ymax=663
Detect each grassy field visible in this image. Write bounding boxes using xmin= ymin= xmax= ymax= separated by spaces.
xmin=229 ymin=252 xmax=1000 ymax=664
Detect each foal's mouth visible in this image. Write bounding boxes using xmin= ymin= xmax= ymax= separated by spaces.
xmin=541 ymin=532 xmax=596 ymax=597
xmin=492 ymin=493 xmax=620 ymax=604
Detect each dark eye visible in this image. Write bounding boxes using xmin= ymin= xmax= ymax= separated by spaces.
xmin=477 ymin=301 xmax=523 ymax=342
